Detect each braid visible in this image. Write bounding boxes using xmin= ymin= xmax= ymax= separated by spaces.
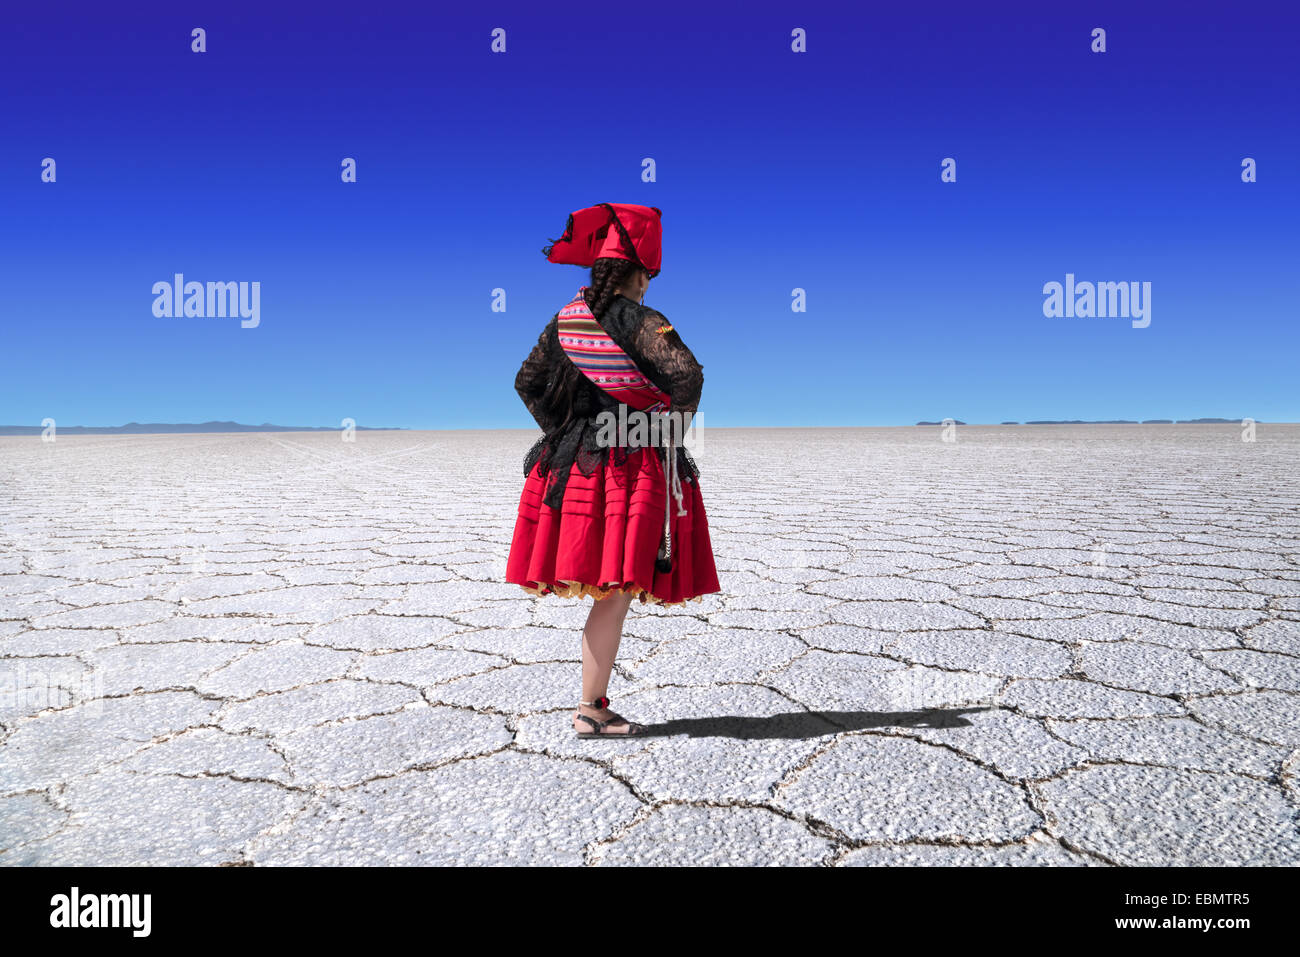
xmin=540 ymin=257 xmax=644 ymax=433
xmin=583 ymin=256 xmax=640 ymax=323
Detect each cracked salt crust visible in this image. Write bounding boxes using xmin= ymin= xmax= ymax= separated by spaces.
xmin=1 ymin=425 xmax=1298 ymax=865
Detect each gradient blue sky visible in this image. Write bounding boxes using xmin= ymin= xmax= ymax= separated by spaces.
xmin=3 ymin=1 xmax=1296 ymax=428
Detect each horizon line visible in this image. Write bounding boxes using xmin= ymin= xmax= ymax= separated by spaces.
xmin=0 ymin=417 xmax=1285 ymax=437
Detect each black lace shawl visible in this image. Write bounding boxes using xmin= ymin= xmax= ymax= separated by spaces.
xmin=514 ymin=294 xmax=703 ymax=510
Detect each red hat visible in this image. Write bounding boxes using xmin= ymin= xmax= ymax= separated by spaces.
xmin=542 ymin=202 xmax=662 ymax=278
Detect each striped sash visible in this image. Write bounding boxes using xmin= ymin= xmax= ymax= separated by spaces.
xmin=556 ymin=288 xmax=671 ymax=414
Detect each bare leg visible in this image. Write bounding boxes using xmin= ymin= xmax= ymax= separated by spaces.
xmin=573 ymin=589 xmax=638 ymax=733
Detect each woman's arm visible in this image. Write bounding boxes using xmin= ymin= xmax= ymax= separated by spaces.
xmin=631 ymin=308 xmax=704 ymax=420
xmin=515 ymin=319 xmax=559 ymax=432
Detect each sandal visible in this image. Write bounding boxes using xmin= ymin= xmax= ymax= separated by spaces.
xmin=573 ymin=695 xmax=649 ymax=738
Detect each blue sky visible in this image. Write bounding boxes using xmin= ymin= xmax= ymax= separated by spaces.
xmin=2 ymin=0 xmax=1296 ymax=428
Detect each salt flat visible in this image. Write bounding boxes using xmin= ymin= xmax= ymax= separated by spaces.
xmin=1 ymin=425 xmax=1297 ymax=866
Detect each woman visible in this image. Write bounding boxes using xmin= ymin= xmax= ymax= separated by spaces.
xmin=506 ymin=203 xmax=722 ymax=738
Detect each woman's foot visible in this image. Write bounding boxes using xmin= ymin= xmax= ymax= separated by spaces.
xmin=573 ymin=704 xmax=647 ymax=735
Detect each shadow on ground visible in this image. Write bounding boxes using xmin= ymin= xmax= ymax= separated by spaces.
xmin=581 ymin=707 xmax=993 ymax=739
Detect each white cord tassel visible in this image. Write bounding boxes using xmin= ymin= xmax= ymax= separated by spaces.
xmin=656 ymin=429 xmax=687 ymax=573
xmin=668 ymin=431 xmax=687 ymax=517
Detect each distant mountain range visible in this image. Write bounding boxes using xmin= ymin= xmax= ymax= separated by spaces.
xmin=0 ymin=421 xmax=408 ymax=435
xmin=918 ymin=418 xmax=1252 ymax=426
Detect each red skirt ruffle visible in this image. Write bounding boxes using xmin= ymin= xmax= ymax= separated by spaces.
xmin=505 ymin=446 xmax=721 ymax=606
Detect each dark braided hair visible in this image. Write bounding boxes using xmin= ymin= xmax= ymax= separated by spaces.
xmin=538 ymin=256 xmax=647 ymax=434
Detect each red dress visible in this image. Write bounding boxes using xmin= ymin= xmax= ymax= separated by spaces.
xmin=505 ymin=293 xmax=721 ymax=606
